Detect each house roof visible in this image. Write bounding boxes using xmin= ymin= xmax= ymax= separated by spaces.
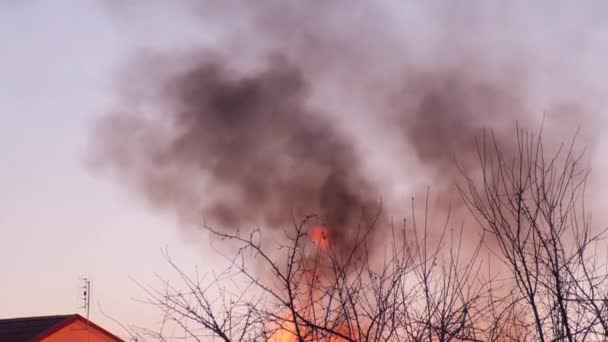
xmin=0 ymin=315 xmax=72 ymax=342
xmin=0 ymin=314 xmax=124 ymax=342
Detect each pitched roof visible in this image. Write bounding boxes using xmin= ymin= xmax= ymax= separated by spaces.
xmin=0 ymin=315 xmax=73 ymax=342
xmin=0 ymin=314 xmax=124 ymax=342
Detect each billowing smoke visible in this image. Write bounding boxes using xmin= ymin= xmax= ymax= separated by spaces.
xmin=94 ymin=55 xmax=374 ymax=238
xmin=91 ymin=1 xmax=601 ymax=246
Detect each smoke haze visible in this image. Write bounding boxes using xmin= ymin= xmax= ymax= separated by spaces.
xmin=91 ymin=1 xmax=606 ymax=245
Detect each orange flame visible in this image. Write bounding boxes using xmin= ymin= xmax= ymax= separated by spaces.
xmin=310 ymin=225 xmax=329 ymax=249
xmin=269 ymin=320 xmax=297 ymax=342
xmin=270 ymin=320 xmax=354 ymax=342
xmin=270 ymin=226 xmax=327 ymax=341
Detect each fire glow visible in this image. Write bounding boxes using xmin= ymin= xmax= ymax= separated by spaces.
xmin=269 ymin=225 xmax=353 ymax=342
xmin=309 ymin=225 xmax=329 ymax=250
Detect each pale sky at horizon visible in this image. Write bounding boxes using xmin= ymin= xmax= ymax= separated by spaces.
xmin=2 ymin=1 xmax=608 ymax=340
xmin=0 ymin=1 xmax=216 ymax=337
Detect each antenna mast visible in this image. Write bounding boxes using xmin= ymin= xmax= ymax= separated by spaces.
xmin=81 ymin=278 xmax=91 ymax=319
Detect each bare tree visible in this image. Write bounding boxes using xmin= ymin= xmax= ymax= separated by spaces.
xmin=137 ymin=196 xmax=495 ymax=341
xmin=459 ymin=126 xmax=608 ymax=341
xmin=132 ymin=126 xmax=607 ymax=342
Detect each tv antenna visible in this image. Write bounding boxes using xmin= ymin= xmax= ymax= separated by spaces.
xmin=80 ymin=278 xmax=91 ymax=320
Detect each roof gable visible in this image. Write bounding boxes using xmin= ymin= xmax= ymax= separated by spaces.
xmin=32 ymin=315 xmax=124 ymax=342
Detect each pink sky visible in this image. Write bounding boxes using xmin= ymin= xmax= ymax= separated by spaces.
xmin=0 ymin=1 xmax=217 ymax=337
xmin=1 ymin=1 xmax=608 ymax=340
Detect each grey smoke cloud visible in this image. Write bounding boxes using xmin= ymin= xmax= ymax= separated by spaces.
xmin=91 ymin=0 xmax=605 ymax=246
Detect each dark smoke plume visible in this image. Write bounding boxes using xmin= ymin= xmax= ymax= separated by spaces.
xmin=92 ymin=55 xmax=376 ymax=243
xmin=92 ymin=1 xmax=597 ymax=247
xmin=395 ymin=66 xmax=529 ymax=188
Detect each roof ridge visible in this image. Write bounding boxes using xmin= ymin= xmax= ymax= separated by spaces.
xmin=0 ymin=314 xmax=74 ymax=322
